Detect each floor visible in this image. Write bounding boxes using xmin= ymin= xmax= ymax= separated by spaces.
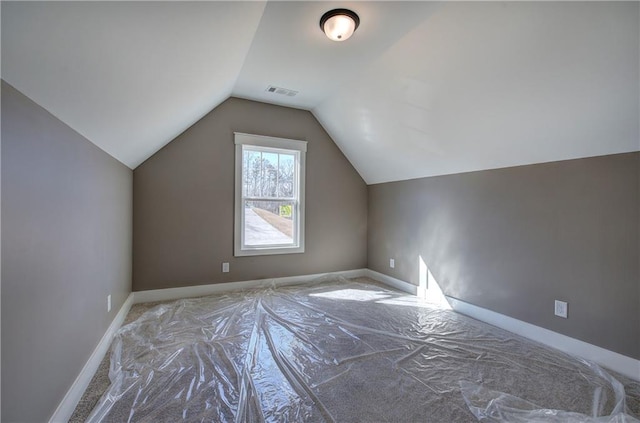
xmin=69 ymin=300 xmax=167 ymax=423
xmin=71 ymin=277 xmax=640 ymax=422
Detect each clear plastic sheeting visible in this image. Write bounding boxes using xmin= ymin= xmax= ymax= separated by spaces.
xmin=86 ymin=277 xmax=638 ymax=422
xmin=460 ymin=380 xmax=639 ymax=423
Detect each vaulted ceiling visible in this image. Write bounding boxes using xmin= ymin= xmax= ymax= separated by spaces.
xmin=3 ymin=1 xmax=638 ymax=184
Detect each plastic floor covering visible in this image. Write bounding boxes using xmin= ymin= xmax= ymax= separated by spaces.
xmin=86 ymin=277 xmax=639 ymax=422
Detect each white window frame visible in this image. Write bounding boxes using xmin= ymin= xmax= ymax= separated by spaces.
xmin=234 ymin=132 xmax=306 ymax=257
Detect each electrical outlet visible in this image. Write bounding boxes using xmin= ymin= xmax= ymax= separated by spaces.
xmin=107 ymin=295 xmax=112 ymax=312
xmin=554 ymin=300 xmax=568 ymax=318
xmin=389 ymin=258 xmax=395 ymax=269
xmin=222 ymin=262 xmax=230 ymax=273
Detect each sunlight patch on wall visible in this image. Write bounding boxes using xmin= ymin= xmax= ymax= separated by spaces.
xmin=419 ymin=255 xmax=451 ymax=309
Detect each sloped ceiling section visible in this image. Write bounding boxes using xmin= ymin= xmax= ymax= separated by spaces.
xmin=232 ymin=1 xmax=440 ymax=110
xmin=1 ymin=1 xmax=267 ymax=168
xmin=313 ymin=2 xmax=640 ymax=183
xmin=2 ymin=2 xmax=639 ymax=183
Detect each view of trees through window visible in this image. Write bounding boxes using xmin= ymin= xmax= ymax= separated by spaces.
xmin=242 ymin=148 xmax=296 ymax=246
xmin=243 ymin=149 xmax=295 ymax=199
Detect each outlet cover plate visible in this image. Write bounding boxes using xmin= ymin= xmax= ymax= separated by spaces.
xmin=554 ymin=300 xmax=568 ymax=318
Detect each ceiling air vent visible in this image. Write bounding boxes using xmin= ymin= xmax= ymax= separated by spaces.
xmin=265 ymin=85 xmax=298 ymax=97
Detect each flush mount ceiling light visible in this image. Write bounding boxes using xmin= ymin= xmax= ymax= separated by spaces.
xmin=320 ymin=9 xmax=360 ymax=42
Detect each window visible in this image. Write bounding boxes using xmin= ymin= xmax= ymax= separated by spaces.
xmin=234 ymin=133 xmax=306 ymax=256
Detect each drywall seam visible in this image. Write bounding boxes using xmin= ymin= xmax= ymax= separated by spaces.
xmin=48 ymin=293 xmax=134 ymax=423
xmin=133 ymin=269 xmax=369 ymax=303
xmin=447 ymin=296 xmax=640 ymax=382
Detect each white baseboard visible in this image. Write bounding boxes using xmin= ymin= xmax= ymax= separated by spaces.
xmin=133 ymin=269 xmax=368 ymax=303
xmin=49 ymin=292 xmax=134 ymax=423
xmin=368 ymin=269 xmax=639 ymax=381
xmin=446 ymin=296 xmax=640 ymax=381
xmin=53 ymin=268 xmax=638 ymax=423
xmin=365 ymin=269 xmax=418 ymax=295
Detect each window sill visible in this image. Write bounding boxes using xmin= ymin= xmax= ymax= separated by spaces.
xmin=234 ymin=245 xmax=305 ymax=257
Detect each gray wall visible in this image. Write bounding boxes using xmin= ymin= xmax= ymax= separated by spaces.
xmin=368 ymin=153 xmax=639 ymax=360
xmin=133 ymin=97 xmax=367 ymax=291
xmin=1 ymin=81 xmax=133 ymax=422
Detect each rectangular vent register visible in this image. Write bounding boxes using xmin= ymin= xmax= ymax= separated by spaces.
xmin=265 ymin=85 xmax=298 ymax=97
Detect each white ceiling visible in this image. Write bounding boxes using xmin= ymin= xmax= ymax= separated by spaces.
xmin=2 ymin=1 xmax=267 ymax=168
xmin=3 ymin=1 xmax=639 ymax=183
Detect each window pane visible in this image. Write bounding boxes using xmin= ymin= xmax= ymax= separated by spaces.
xmin=244 ymin=200 xmax=295 ymax=246
xmin=277 ymin=153 xmax=295 ymax=198
xmin=261 ymin=152 xmax=278 ymax=197
xmin=243 ymin=149 xmax=296 ymax=199
xmin=243 ymin=150 xmax=261 ymax=197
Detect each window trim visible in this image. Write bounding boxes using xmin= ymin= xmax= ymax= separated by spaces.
xmin=234 ymin=132 xmax=307 ymax=257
